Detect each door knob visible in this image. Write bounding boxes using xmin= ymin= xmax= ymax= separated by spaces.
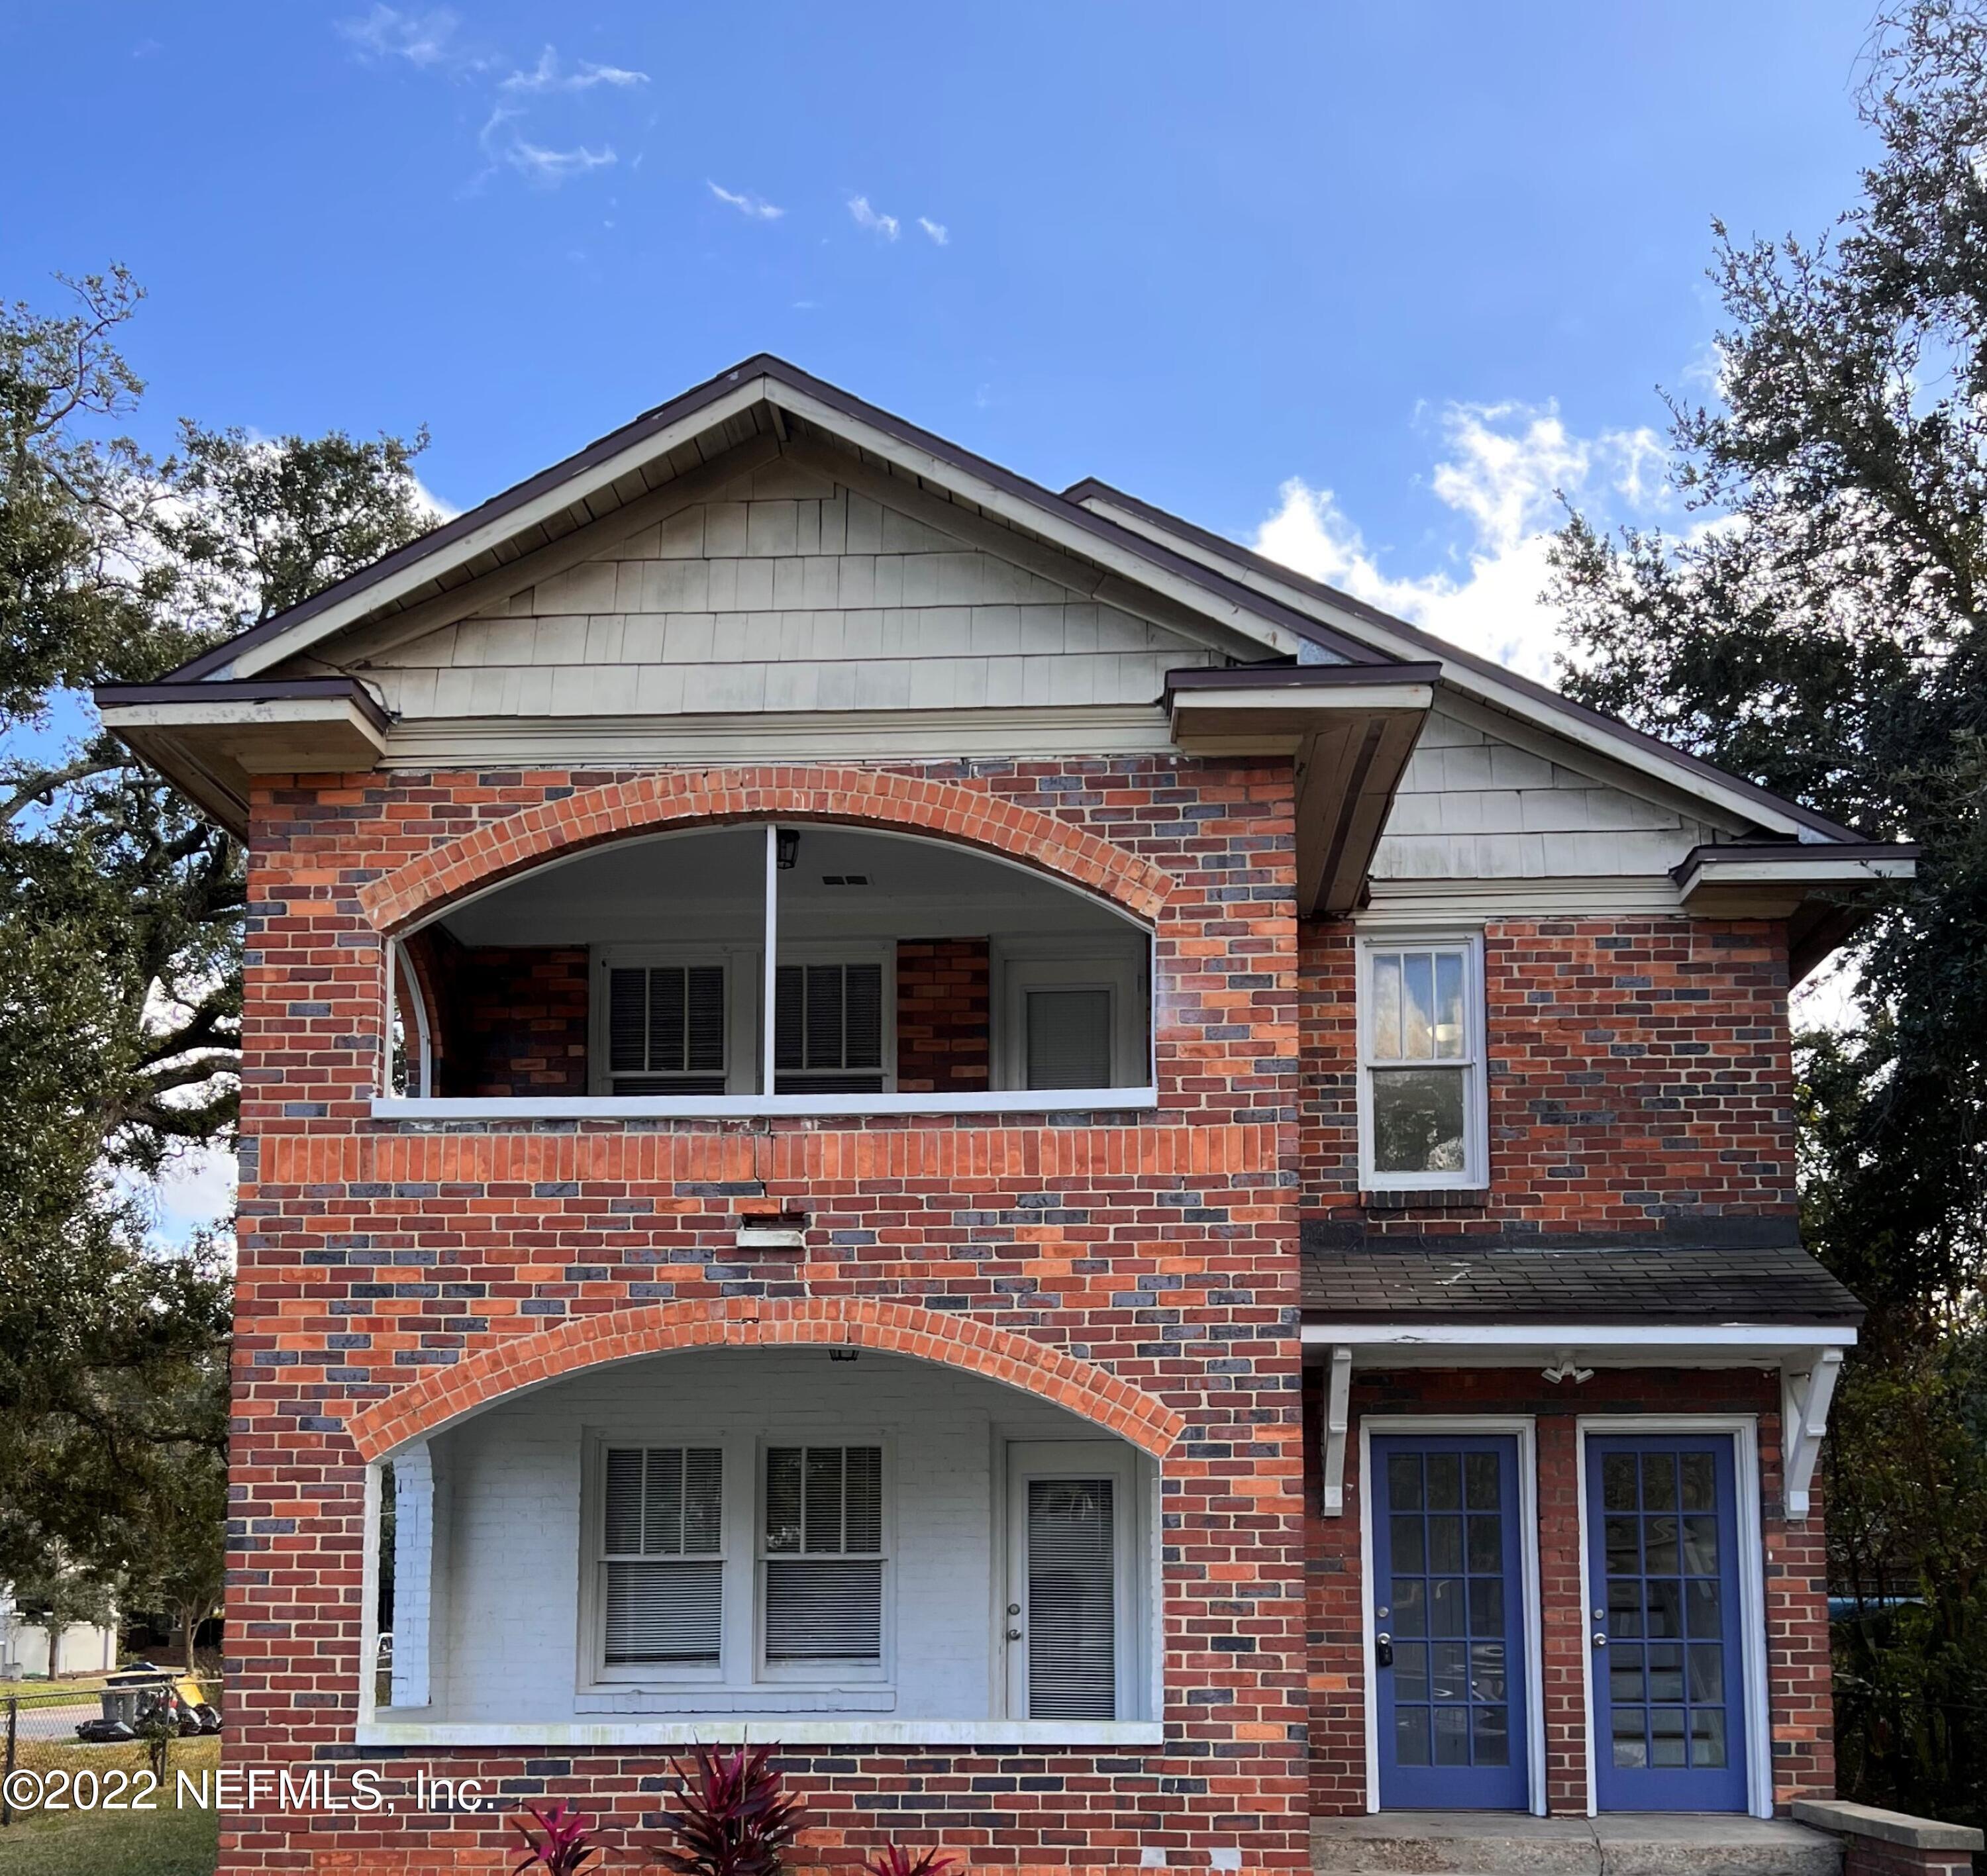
xmin=1005 ymin=1628 xmax=1023 ymax=1641
xmin=1592 ymin=1633 xmax=1607 ymax=1650
xmin=1374 ymin=1633 xmax=1394 ymax=1668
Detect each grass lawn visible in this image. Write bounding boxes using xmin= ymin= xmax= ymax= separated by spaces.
xmin=0 ymin=1792 xmax=217 ymax=1875
xmin=0 ymin=1737 xmax=220 ymax=1876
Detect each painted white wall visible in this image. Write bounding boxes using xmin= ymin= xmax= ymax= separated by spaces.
xmin=0 ymin=1589 xmax=118 ymax=1678
xmin=415 ymin=1348 xmax=1138 ymax=1724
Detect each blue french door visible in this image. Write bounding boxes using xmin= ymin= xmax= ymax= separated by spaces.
xmin=1372 ymin=1435 xmax=1530 ymax=1810
xmin=1586 ymin=1434 xmax=1749 ymax=1812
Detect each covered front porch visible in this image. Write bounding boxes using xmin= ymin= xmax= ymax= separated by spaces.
xmin=360 ymin=1342 xmax=1163 ymax=1748
xmin=1301 ymin=1229 xmax=1862 ymax=1821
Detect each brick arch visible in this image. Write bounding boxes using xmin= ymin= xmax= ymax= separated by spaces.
xmin=356 ymin=765 xmax=1174 ymax=934
xmin=343 ymin=1297 xmax=1188 ymax=1462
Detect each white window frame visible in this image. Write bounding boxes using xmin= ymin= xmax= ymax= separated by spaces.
xmin=587 ymin=1440 xmax=730 ymax=1687
xmin=589 ymin=944 xmax=761 ymax=1097
xmin=1356 ymin=929 xmax=1488 ymax=1192
xmin=993 ymin=937 xmax=1149 ymax=1094
xmin=771 ymin=942 xmax=897 ymax=1096
xmin=576 ymin=1426 xmax=895 ymax=1703
xmin=753 ymin=1434 xmax=893 ymax=1685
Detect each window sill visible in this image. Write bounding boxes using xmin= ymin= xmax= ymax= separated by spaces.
xmin=576 ymin=1688 xmax=895 ymax=1714
xmin=1360 ymin=1186 xmax=1488 ymax=1211
xmin=355 ymin=1717 xmax=1165 ymax=1748
xmin=372 ymin=1089 xmax=1158 ymax=1121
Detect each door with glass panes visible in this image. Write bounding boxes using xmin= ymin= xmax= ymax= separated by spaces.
xmin=1371 ymin=1434 xmax=1531 ymax=1810
xmin=1586 ymin=1433 xmax=1750 ymax=1811
xmin=1005 ymin=1444 xmax=1137 ymax=1722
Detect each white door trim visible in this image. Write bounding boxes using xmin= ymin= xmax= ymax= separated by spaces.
xmin=1357 ymin=1415 xmax=1547 ymax=1817
xmin=1573 ymin=1416 xmax=1771 ymax=1820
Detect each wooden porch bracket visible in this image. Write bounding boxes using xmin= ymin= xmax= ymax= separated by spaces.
xmin=1781 ymin=1348 xmax=1844 ymax=1520
xmin=1321 ymin=1344 xmax=1352 ymax=1515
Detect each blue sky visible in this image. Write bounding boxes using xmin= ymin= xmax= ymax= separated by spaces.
xmin=2 ymin=0 xmax=1882 ymax=1232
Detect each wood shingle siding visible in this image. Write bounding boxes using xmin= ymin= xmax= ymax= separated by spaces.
xmin=352 ymin=473 xmax=1221 ymax=720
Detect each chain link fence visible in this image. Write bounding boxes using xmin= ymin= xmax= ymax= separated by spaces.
xmin=1 ymin=1673 xmax=223 ymax=1824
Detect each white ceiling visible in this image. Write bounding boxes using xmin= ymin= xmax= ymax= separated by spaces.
xmin=440 ymin=822 xmax=1139 ymax=947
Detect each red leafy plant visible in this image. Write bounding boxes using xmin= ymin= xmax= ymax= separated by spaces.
xmin=514 ymin=1800 xmax=603 ymax=1876
xmin=649 ymin=1744 xmax=809 ymax=1876
xmin=868 ymin=1849 xmax=958 ymax=1876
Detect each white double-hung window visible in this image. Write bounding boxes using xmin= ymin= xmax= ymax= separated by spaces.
xmin=587 ymin=1435 xmax=890 ymax=1693
xmin=1357 ymin=932 xmax=1487 ymax=1190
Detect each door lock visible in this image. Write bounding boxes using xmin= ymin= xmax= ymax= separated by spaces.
xmin=1374 ymin=1632 xmax=1394 ymax=1668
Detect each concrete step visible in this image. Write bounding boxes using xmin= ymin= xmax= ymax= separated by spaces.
xmin=1310 ymin=1814 xmax=1843 ymax=1876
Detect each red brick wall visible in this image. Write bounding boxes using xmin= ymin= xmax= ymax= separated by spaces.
xmin=1303 ymin=1367 xmax=1835 ymax=1817
xmin=429 ymin=940 xmax=589 ymax=1097
xmin=230 ymin=756 xmax=1306 ymax=1876
xmin=1299 ymin=916 xmax=1798 ymax=1232
xmin=895 ymin=936 xmax=990 ymax=1092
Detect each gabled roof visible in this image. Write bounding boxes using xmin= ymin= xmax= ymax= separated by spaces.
xmin=138 ymin=355 xmax=1874 ymax=854
xmin=1062 ymin=477 xmax=1864 ymax=846
xmin=165 ymin=354 xmax=1382 ymax=685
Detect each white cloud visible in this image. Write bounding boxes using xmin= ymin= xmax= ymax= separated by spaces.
xmin=477 ymin=107 xmax=615 ymax=187
xmin=1251 ymin=401 xmax=1666 ymax=682
xmin=918 ymin=216 xmax=949 ymax=246
xmin=708 ymin=181 xmax=784 ymax=221
xmin=337 ymin=4 xmax=462 ymax=68
xmin=120 ymin=1145 xmax=238 ymax=1250
xmin=501 ymin=46 xmax=648 ymax=93
xmin=847 ymin=195 xmax=899 ymax=240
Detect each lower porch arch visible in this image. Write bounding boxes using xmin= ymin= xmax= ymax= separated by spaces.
xmin=344 ymin=1297 xmax=1187 ymax=1461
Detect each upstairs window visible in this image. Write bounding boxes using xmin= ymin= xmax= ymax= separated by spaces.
xmin=1358 ymin=933 xmax=1486 ymax=1190
xmin=775 ymin=956 xmax=888 ymax=1095
xmin=607 ymin=962 xmax=729 ymax=1095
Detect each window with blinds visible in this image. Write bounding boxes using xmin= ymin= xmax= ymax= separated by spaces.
xmin=774 ymin=962 xmax=886 ymax=1095
xmin=601 ymin=1446 xmax=725 ymax=1667
xmin=606 ymin=963 xmax=728 ymax=1095
xmin=1025 ymin=1476 xmax=1117 ymax=1720
xmin=1025 ymin=987 xmax=1112 ymax=1091
xmin=762 ymin=1445 xmax=885 ymax=1667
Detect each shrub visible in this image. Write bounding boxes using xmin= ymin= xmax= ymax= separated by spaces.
xmin=513 ymin=1800 xmax=603 ymax=1876
xmin=650 ymin=1744 xmax=807 ymax=1876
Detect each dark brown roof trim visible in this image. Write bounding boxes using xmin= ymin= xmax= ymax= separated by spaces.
xmin=1164 ymin=660 xmax=1441 ymax=696
xmin=1065 ymin=475 xmax=1868 ymax=846
xmin=1670 ymin=840 xmax=1919 ymax=881
xmin=162 ymin=356 xmax=1384 ymax=685
xmin=95 ymin=675 xmax=393 ymax=735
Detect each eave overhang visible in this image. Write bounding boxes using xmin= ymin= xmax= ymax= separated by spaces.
xmin=1670 ymin=840 xmax=1918 ymax=981
xmin=1166 ymin=663 xmax=1439 ymax=916
xmin=94 ymin=677 xmax=390 ymax=835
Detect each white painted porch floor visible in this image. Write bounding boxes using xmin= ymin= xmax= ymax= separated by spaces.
xmin=1311 ymin=1812 xmax=1842 ymax=1876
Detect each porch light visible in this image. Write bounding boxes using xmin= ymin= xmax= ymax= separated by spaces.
xmin=775 ymin=826 xmax=800 ymax=869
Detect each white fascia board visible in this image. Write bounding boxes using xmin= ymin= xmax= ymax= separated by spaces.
xmin=1171 ymin=681 xmax=1435 ymax=716
xmin=1301 ymin=1322 xmax=1857 ymax=1349
xmin=1676 ymin=853 xmax=1917 ymax=897
xmin=355 ymin=1718 xmax=1166 ymax=1749
xmin=1084 ymin=495 xmax=1833 ymax=844
xmin=374 ymin=1087 xmax=1159 ymax=1121
xmin=764 ymin=381 xmax=1313 ymax=661
xmin=223 ymin=379 xmax=769 ymax=681
xmin=97 ymin=695 xmax=382 ymax=736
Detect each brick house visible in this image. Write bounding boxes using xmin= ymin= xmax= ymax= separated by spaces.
xmin=99 ymin=359 xmax=1914 ymax=1873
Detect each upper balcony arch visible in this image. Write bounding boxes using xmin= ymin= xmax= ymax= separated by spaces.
xmin=356 ymin=765 xmax=1175 ymax=938
xmin=372 ymin=769 xmax=1169 ymax=1120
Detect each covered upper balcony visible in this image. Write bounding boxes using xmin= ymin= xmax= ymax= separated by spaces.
xmin=381 ymin=820 xmax=1155 ymax=1119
